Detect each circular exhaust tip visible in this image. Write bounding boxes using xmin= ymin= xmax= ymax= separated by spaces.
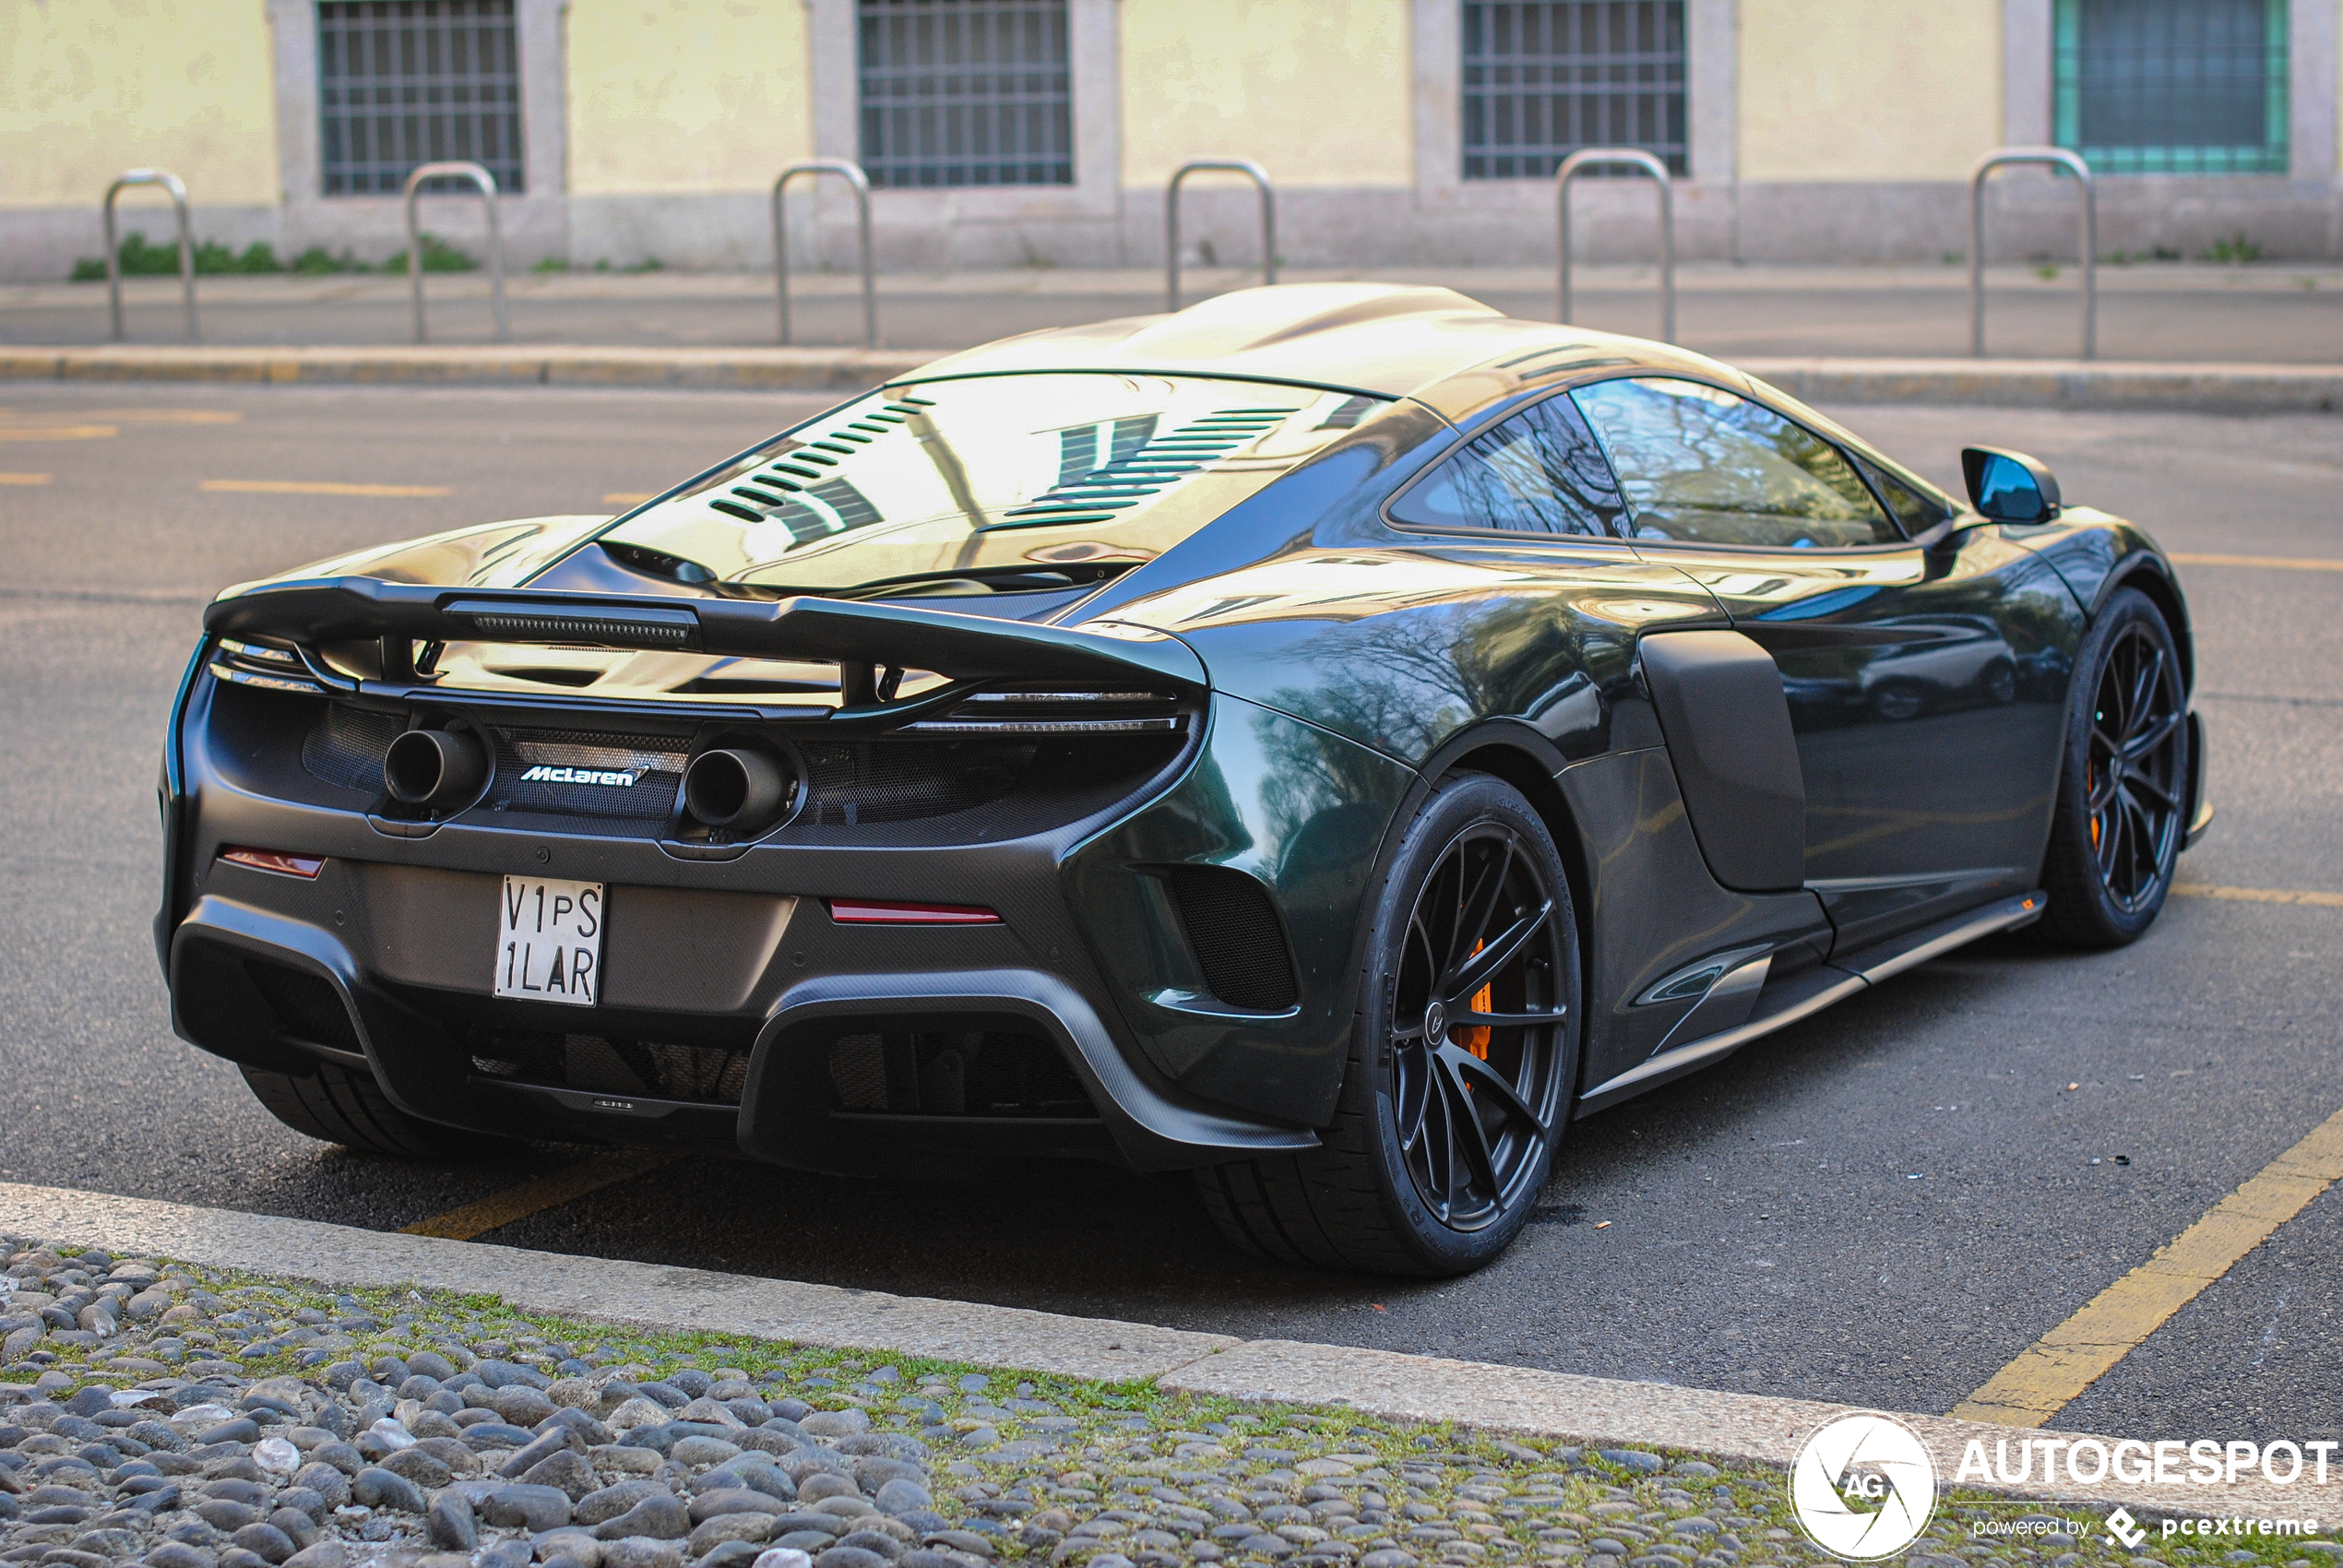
xmin=384 ymin=728 xmax=486 ymax=809
xmin=684 ymin=747 xmax=788 ymax=829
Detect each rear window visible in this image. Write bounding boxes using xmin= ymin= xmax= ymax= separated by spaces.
xmin=598 ymin=374 xmax=1385 ymax=596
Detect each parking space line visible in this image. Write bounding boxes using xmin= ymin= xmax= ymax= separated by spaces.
xmin=398 ymin=1151 xmax=678 ymax=1241
xmin=0 ymin=425 xmax=116 ymax=442
xmin=2168 ymin=552 xmax=2343 ymax=572
xmin=1950 ymin=1104 xmax=2343 ymax=1428
xmin=2171 ymin=882 xmax=2343 ymax=909
xmin=47 ymin=409 xmax=241 ymax=425
xmin=200 ymin=479 xmax=452 ymax=498
xmin=0 ymin=473 xmax=51 ymax=485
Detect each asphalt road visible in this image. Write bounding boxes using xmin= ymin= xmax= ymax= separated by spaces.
xmin=1 ymin=382 xmax=2337 ymax=1448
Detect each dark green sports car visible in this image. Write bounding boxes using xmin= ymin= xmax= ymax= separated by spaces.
xmin=159 ymin=283 xmax=2210 ymax=1274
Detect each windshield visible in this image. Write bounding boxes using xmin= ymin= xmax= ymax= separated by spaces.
xmin=598 ymin=374 xmax=1385 ymax=596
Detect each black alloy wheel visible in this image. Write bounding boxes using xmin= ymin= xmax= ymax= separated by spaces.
xmin=1194 ymin=773 xmax=1580 ymax=1274
xmin=2085 ymin=621 xmax=2186 ymax=910
xmin=2037 ymin=588 xmax=2190 ymax=946
xmin=1386 ymin=819 xmax=1571 ymax=1231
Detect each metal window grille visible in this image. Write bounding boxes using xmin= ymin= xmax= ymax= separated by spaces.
xmin=2055 ymin=0 xmax=2289 ymax=174
xmin=858 ymin=0 xmax=1074 ymax=188
xmin=317 ymin=0 xmax=525 ymax=196
xmin=1462 ymin=1 xmax=1685 ymax=180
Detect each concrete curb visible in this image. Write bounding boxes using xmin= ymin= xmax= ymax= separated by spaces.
xmin=5 ymin=1181 xmax=2334 ymax=1525
xmin=1742 ymin=358 xmax=2343 ymax=413
xmin=3 ymin=345 xmax=2340 ymax=410
xmin=0 ymin=1182 xmax=1228 ymax=1384
xmin=0 ymin=345 xmax=933 ymax=392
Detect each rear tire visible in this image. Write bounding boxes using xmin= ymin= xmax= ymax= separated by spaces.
xmin=2035 ymin=588 xmax=2189 ymax=947
xmin=1194 ymin=773 xmax=1581 ymax=1276
xmin=240 ymin=1063 xmax=518 ymax=1160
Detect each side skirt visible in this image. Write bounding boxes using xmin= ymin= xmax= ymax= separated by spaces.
xmin=1573 ymin=890 xmax=2047 ymax=1118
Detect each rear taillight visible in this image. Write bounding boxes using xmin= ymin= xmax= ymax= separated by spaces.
xmin=220 ymin=847 xmax=324 ymax=879
xmin=827 ymin=899 xmax=1000 ymax=925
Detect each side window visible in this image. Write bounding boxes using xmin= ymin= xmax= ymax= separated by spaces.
xmin=1849 ymin=451 xmax=1948 ymax=534
xmin=1571 ymin=377 xmax=1900 ymax=549
xmin=1389 ymin=394 xmax=1623 ymax=537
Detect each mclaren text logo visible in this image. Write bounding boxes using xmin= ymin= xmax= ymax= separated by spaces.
xmin=518 ymin=765 xmax=639 ymax=788
xmin=1790 ymin=1413 xmax=1939 ymax=1560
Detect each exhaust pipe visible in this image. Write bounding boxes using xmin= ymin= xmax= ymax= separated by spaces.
xmin=683 ymin=747 xmax=791 ymax=833
xmin=383 ymin=728 xmax=488 ymax=811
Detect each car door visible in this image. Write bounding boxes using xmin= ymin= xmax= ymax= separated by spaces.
xmin=1570 ymin=374 xmax=2082 ymax=954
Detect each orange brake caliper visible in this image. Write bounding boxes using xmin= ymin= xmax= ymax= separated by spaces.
xmin=1460 ymin=941 xmax=1491 ymax=1059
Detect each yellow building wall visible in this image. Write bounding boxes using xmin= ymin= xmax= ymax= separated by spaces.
xmin=1737 ymin=0 xmax=2003 ymax=182
xmin=567 ymin=0 xmax=814 ymax=195
xmin=0 ymin=0 xmax=279 ymax=209
xmin=1120 ymin=0 xmax=1412 ymax=187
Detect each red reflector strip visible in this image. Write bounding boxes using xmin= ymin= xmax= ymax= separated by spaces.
xmin=220 ymin=847 xmax=325 ymax=879
xmin=827 ymin=898 xmax=1001 ymax=925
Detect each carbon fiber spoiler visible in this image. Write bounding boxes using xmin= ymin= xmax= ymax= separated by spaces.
xmin=203 ymin=576 xmax=1206 ymax=695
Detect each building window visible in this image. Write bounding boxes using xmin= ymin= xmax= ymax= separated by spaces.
xmin=1462 ymin=1 xmax=1686 ymax=180
xmin=2055 ymin=0 xmax=2289 ymax=174
xmin=857 ymin=0 xmax=1074 ymax=188
xmin=317 ymin=0 xmax=525 ymax=196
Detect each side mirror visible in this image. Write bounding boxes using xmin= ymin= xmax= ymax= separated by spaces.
xmin=1961 ymin=446 xmax=2062 ymax=525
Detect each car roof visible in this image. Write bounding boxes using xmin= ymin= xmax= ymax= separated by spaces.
xmin=891 ymin=282 xmax=1756 ymax=418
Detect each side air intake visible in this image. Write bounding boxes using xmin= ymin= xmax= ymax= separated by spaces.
xmin=1166 ymin=866 xmax=1299 ymax=1012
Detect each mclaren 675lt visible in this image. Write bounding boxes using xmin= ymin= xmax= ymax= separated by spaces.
xmin=159 ymin=284 xmax=2211 ymax=1274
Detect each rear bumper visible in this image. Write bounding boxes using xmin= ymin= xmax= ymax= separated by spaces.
xmin=157 ymin=659 xmax=1421 ymax=1167
xmin=169 ymin=890 xmax=1315 ymax=1173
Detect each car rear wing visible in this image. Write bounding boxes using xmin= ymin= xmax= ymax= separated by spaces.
xmin=202 ymin=576 xmax=1205 ymax=710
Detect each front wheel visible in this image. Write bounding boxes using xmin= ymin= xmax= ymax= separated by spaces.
xmin=1194 ymin=773 xmax=1580 ymax=1275
xmin=2035 ymin=588 xmax=2189 ymax=946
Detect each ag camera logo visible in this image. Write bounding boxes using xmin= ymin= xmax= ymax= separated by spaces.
xmin=1790 ymin=1413 xmax=1939 ymax=1560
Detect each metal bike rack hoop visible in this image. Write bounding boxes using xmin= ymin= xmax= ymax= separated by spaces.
xmin=772 ymin=160 xmax=877 ymax=349
xmin=403 ymin=161 xmax=508 ymax=345
xmin=1555 ymin=148 xmax=1674 ymax=344
xmin=1165 ymin=159 xmax=1276 ymax=313
xmin=103 ymin=170 xmax=198 ymax=344
xmin=1968 ymin=146 xmax=2096 ymax=360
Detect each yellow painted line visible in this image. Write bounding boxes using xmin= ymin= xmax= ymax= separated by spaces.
xmin=2169 ymin=552 xmax=2343 ymax=572
xmin=602 ymin=493 xmax=656 ymax=505
xmin=201 ymin=479 xmax=451 ymax=498
xmin=54 ymin=408 xmax=240 ymax=425
xmin=2172 ymin=882 xmax=2343 ymax=909
xmin=0 ymin=425 xmax=116 ymax=442
xmin=0 ymin=409 xmax=239 ymax=426
xmin=0 ymin=473 xmax=52 ymax=486
xmin=399 ymin=1152 xmax=678 ymax=1241
xmin=1951 ymin=1103 xmax=2343 ymax=1427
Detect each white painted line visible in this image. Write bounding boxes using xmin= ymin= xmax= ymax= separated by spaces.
xmin=2 ymin=1180 xmax=2332 ymax=1519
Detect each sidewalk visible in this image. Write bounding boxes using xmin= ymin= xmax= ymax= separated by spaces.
xmin=6 ymin=344 xmax=2337 ymax=413
xmin=6 ymin=262 xmax=2339 ymax=363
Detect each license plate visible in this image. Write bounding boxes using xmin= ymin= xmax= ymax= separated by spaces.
xmin=494 ymin=875 xmax=604 ymax=1007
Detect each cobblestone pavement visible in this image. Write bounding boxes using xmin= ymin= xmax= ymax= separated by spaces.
xmin=4 ymin=1240 xmax=2335 ymax=1568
